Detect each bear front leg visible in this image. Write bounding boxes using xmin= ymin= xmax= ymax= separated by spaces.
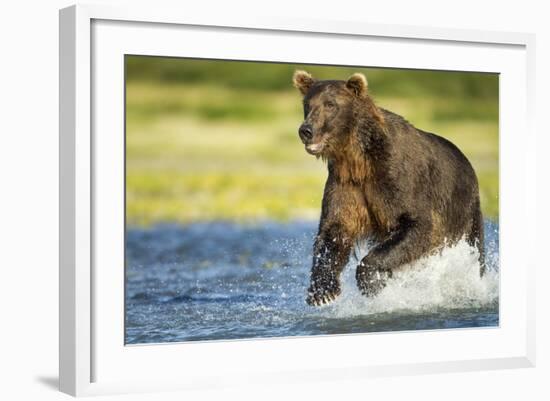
xmin=356 ymin=215 xmax=431 ymax=297
xmin=307 ymin=223 xmax=353 ymax=306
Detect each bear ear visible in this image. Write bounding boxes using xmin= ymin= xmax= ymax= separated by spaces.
xmin=346 ymin=73 xmax=368 ymax=97
xmin=293 ymin=70 xmax=315 ymax=95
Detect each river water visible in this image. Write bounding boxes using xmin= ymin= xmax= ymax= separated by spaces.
xmin=125 ymin=220 xmax=499 ymax=344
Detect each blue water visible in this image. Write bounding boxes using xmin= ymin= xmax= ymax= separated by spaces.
xmin=125 ymin=221 xmax=499 ymax=344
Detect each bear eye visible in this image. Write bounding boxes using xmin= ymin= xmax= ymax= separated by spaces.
xmin=324 ymin=101 xmax=336 ymax=109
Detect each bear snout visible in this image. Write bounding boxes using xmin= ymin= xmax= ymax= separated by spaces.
xmin=298 ymin=123 xmax=313 ymax=143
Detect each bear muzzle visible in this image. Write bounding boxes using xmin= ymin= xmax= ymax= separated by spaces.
xmin=299 ymin=124 xmax=325 ymax=155
xmin=298 ymin=123 xmax=313 ymax=143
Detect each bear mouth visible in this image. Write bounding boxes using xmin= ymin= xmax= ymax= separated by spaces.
xmin=305 ymin=143 xmax=325 ymax=155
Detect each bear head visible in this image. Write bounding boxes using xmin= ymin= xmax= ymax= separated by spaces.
xmin=293 ymin=70 xmax=381 ymax=159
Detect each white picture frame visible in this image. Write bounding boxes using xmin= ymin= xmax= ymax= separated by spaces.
xmin=59 ymin=3 xmax=536 ymax=397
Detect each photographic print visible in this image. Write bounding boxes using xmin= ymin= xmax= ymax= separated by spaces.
xmin=124 ymin=56 xmax=499 ymax=344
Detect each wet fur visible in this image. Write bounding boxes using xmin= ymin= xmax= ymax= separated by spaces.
xmin=294 ymin=73 xmax=485 ymax=306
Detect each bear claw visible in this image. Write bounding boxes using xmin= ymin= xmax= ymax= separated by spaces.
xmin=356 ymin=267 xmax=391 ymax=297
xmin=306 ymin=287 xmax=339 ymax=306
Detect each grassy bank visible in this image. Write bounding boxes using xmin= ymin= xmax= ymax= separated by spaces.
xmin=126 ymin=60 xmax=498 ymax=225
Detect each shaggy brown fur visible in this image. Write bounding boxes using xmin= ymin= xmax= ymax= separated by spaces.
xmin=293 ymin=70 xmax=485 ymax=306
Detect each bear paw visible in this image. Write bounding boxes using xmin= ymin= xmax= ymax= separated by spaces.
xmin=306 ymin=275 xmax=341 ymax=306
xmin=356 ymin=264 xmax=391 ymax=298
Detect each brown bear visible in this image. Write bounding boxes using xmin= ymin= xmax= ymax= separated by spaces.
xmin=292 ymin=70 xmax=485 ymax=306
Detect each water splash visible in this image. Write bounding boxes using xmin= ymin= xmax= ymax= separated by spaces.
xmin=320 ymin=238 xmax=499 ymax=318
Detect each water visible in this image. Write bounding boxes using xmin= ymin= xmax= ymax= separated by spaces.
xmin=125 ymin=221 xmax=499 ymax=344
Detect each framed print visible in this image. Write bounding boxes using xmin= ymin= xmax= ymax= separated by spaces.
xmin=59 ymin=4 xmax=536 ymax=397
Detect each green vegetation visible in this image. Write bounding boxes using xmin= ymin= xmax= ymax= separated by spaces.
xmin=126 ymin=57 xmax=499 ymax=225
